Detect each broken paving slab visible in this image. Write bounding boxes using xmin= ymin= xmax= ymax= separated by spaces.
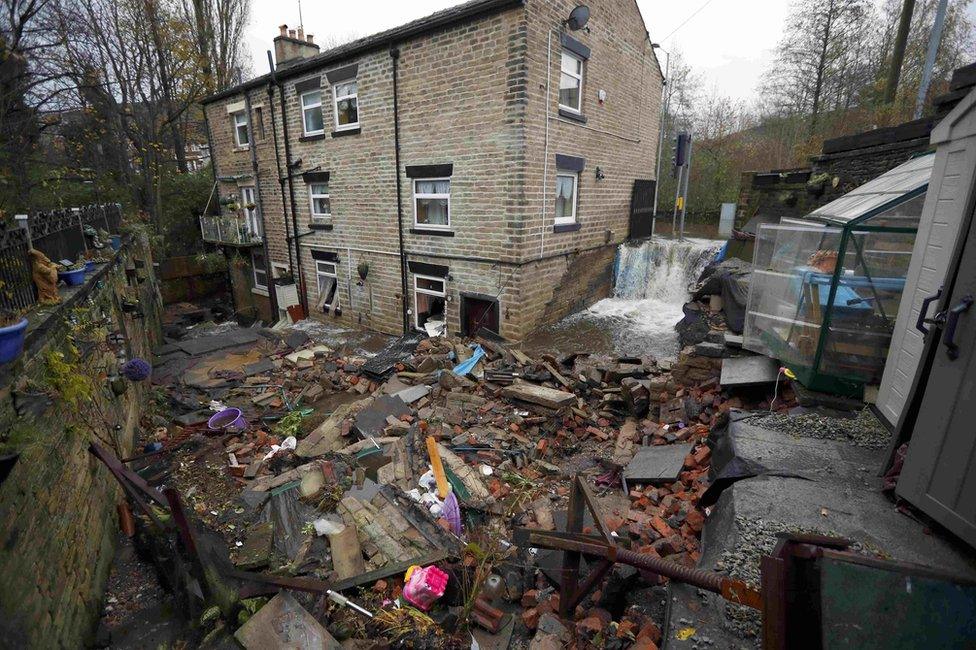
xmin=720 ymin=354 xmax=780 ymax=387
xmin=360 ymin=332 xmax=424 ymax=378
xmin=234 ymin=592 xmax=340 ymax=649
xmin=501 ymin=381 xmax=575 ymax=409
xmin=622 ymin=443 xmax=694 ymax=490
xmin=393 ymin=384 xmax=431 ymax=404
xmin=175 ymin=328 xmax=262 ymax=356
xmin=351 ymin=394 xmax=410 ymax=441
xmin=234 ymin=521 xmax=274 ymax=570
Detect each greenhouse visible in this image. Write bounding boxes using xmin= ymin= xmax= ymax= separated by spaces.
xmin=743 ymin=152 xmax=934 ymax=396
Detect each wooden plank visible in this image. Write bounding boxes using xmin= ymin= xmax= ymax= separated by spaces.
xmin=542 ymin=361 xmax=573 ymax=389
xmin=501 ymin=381 xmax=575 ymax=409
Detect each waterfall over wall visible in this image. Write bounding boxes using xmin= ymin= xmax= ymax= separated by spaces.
xmin=613 ymin=238 xmax=723 ymax=302
xmin=522 ymin=237 xmax=722 ymax=360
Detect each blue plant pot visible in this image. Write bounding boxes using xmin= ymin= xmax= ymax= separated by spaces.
xmin=85 ymin=261 xmax=96 ymax=273
xmin=0 ymin=318 xmax=28 ymax=364
xmin=58 ymin=268 xmax=86 ymax=286
xmin=109 ymin=235 xmax=122 ymax=251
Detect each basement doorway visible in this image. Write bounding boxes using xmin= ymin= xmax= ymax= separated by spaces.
xmin=460 ymin=294 xmax=499 ymax=337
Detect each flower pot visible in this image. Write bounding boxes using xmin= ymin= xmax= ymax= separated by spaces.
xmin=208 ymin=407 xmax=247 ymax=432
xmin=109 ymin=235 xmax=122 ymax=251
xmin=58 ymin=268 xmax=86 ymax=286
xmin=84 ymin=261 xmax=96 ymax=273
xmin=0 ymin=318 xmax=29 ymax=364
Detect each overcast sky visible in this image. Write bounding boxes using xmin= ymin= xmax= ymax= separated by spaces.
xmin=243 ymin=1 xmax=971 ymax=103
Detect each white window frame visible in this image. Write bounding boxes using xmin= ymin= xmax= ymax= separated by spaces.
xmin=308 ymin=183 xmax=331 ymax=220
xmin=554 ymin=170 xmax=579 ymax=225
xmin=412 ymin=178 xmax=451 ymax=230
xmin=315 ymin=261 xmax=339 ymax=309
xmin=413 ymin=274 xmax=447 ymax=330
xmin=251 ymin=249 xmax=268 ymax=291
xmin=233 ymin=111 xmax=249 ymax=147
xmin=332 ymin=80 xmax=359 ymax=131
xmin=300 ymin=90 xmax=325 ymax=136
xmin=559 ymin=50 xmax=584 ymax=114
xmin=240 ymin=186 xmax=262 ymax=237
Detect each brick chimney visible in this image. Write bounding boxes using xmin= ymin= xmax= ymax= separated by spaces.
xmin=274 ymin=23 xmax=320 ymax=68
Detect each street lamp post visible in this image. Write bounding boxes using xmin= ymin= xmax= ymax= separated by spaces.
xmin=651 ymin=43 xmax=670 ymax=239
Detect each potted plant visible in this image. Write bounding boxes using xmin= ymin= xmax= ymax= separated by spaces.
xmin=0 ymin=309 xmax=29 ymax=365
xmin=58 ymin=262 xmax=87 ymax=286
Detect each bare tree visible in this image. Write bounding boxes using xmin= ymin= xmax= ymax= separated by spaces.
xmin=180 ymin=0 xmax=251 ymax=91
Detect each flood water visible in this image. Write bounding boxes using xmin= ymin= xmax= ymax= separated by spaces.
xmin=523 ymin=236 xmax=722 ymax=360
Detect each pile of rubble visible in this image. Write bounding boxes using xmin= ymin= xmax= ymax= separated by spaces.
xmin=117 ymin=313 xmax=785 ymax=649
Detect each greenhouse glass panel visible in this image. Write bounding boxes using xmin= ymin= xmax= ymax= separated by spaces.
xmin=743 ymin=153 xmax=932 ymax=396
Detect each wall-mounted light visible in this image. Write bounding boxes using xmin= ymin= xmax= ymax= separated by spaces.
xmin=595 ymin=166 xmax=606 ymax=181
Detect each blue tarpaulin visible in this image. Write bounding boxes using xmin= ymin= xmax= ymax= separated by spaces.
xmin=452 ymin=345 xmax=486 ymax=376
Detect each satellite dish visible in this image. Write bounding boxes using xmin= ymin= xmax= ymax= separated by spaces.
xmin=566 ymin=5 xmax=590 ymax=31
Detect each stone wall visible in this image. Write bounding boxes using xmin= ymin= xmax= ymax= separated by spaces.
xmin=158 ymin=255 xmax=230 ymax=304
xmin=0 ymin=235 xmax=162 ymax=649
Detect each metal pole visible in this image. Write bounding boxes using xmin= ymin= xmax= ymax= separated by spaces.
xmin=679 ymin=137 xmax=693 ymax=240
xmin=671 ymin=162 xmax=683 ymax=238
xmin=914 ymin=0 xmax=949 ymax=119
xmin=652 ymin=49 xmax=670 ymax=238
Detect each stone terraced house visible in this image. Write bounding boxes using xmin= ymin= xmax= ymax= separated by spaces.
xmin=200 ymin=0 xmax=662 ymax=340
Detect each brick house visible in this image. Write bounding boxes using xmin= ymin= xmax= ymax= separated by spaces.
xmin=200 ymin=0 xmax=662 ymax=339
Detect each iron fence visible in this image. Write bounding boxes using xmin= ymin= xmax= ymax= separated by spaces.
xmin=0 ymin=226 xmax=37 ymax=313
xmin=27 ymin=203 xmax=122 ymax=263
xmin=0 ymin=203 xmax=123 ymax=313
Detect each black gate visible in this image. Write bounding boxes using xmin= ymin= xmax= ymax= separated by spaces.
xmin=629 ymin=179 xmax=656 ymax=239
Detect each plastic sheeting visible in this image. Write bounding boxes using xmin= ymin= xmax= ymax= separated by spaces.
xmin=694 ymin=259 xmax=752 ymax=334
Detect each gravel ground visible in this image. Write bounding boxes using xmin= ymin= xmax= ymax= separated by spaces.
xmin=714 ymin=515 xmax=881 ymax=644
xmin=751 ymin=408 xmax=890 ymax=449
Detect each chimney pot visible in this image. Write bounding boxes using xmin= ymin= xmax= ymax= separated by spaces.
xmin=288 ymin=29 xmax=296 ymax=38
xmin=279 ymin=24 xmax=288 ymax=36
xmin=306 ymin=34 xmax=314 ymax=43
xmin=297 ymin=26 xmax=304 ymax=40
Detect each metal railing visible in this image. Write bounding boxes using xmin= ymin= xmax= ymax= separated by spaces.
xmin=0 ymin=203 xmax=123 ymax=313
xmin=199 ymin=215 xmax=263 ymax=245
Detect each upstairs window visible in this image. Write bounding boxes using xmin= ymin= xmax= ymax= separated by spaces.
xmin=554 ymin=170 xmax=578 ymax=224
xmin=559 ymin=50 xmax=583 ymax=114
xmin=241 ymin=186 xmax=262 ymax=237
xmin=413 ymin=179 xmax=451 ymax=229
xmin=333 ymin=80 xmax=359 ymax=130
xmin=233 ymin=111 xmax=249 ymax=147
xmin=309 ymin=183 xmax=331 ymax=220
xmin=301 ymin=90 xmax=324 ymax=136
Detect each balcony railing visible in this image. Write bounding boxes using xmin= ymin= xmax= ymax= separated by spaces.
xmin=200 ymin=215 xmax=263 ymax=246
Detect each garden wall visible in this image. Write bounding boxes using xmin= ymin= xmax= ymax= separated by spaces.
xmin=0 ymin=234 xmax=162 ymax=649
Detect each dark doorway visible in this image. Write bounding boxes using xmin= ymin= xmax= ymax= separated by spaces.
xmin=461 ymin=294 xmax=499 ymax=336
xmin=629 ymin=179 xmax=656 ymax=239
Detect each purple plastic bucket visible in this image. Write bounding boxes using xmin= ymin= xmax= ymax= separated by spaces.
xmin=58 ymin=268 xmax=86 ymax=286
xmin=208 ymin=407 xmax=247 ymax=432
xmin=0 ymin=318 xmax=28 ymax=365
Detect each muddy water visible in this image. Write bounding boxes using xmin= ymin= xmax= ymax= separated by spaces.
xmin=523 ymin=237 xmax=722 ymax=360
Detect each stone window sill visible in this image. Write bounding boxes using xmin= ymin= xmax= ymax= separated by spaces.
xmin=308 ymin=222 xmax=333 ymax=231
xmin=558 ymin=109 xmax=588 ymax=124
xmin=553 ymin=222 xmax=581 ymax=233
xmin=251 ymin=287 xmax=269 ymax=297
xmin=332 ymin=127 xmax=361 ymax=138
xmin=410 ymin=228 xmax=454 ymax=237
xmin=299 ymin=133 xmax=326 ymax=142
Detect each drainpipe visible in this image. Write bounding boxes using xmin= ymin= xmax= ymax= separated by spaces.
xmin=245 ymin=90 xmax=279 ymax=319
xmin=390 ymin=46 xmax=410 ymax=333
xmin=266 ymin=52 xmax=295 ymax=281
xmin=272 ymin=53 xmax=309 ymax=314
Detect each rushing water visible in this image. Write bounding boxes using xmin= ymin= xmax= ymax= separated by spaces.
xmin=523 ymin=237 xmax=722 ymax=359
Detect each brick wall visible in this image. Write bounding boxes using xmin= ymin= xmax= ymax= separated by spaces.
xmin=0 ymin=237 xmax=162 ymax=649
xmin=203 ymin=0 xmax=661 ymax=340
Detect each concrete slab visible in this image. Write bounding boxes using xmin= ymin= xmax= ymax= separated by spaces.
xmin=393 ymin=384 xmax=431 ymax=404
xmin=622 ymin=443 xmax=694 ymax=489
xmin=720 ymin=354 xmax=780 ymax=387
xmin=352 ymin=394 xmax=410 ymax=441
xmin=176 ymin=328 xmax=261 ymax=356
xmin=724 ymin=332 xmax=744 ymax=348
xmin=664 ymin=419 xmax=976 ymax=649
xmin=234 ymin=592 xmax=340 ymax=649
